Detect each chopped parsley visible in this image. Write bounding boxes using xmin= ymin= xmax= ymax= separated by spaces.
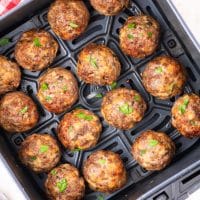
xmin=69 ymin=22 xmax=79 ymax=28
xmin=148 ymin=32 xmax=153 ymax=38
xmin=140 ymin=149 xmax=147 ymax=156
xmin=20 ymin=106 xmax=28 ymax=114
xmin=155 ymin=67 xmax=163 ymax=74
xmin=72 ymin=147 xmax=82 ymax=153
xmin=39 ymin=145 xmax=49 ymax=153
xmin=0 ymin=38 xmax=10 ymax=46
xmin=149 ymin=139 xmax=159 ymax=147
xmin=76 ymin=112 xmax=93 ymax=121
xmin=98 ymin=159 xmax=106 ymax=164
xmin=30 ymin=156 xmax=37 ymax=161
xmin=51 ymin=169 xmax=57 ymax=175
xmin=88 ymin=55 xmax=98 ymax=68
xmin=45 ymin=96 xmax=52 ymax=101
xmin=95 ymin=93 xmax=103 ymax=98
xmin=41 ymin=82 xmax=49 ymax=91
xmin=56 ymin=179 xmax=68 ymax=193
xmin=97 ymin=195 xmax=104 ymax=200
xmin=33 ymin=37 xmax=42 ymax=47
xmin=178 ymin=98 xmax=189 ymax=114
xmin=119 ymin=103 xmax=133 ymax=115
xmin=134 ymin=95 xmax=141 ymax=102
xmin=110 ymin=81 xmax=117 ymax=90
xmin=128 ymin=23 xmax=136 ymax=29
xmin=127 ymin=34 xmax=134 ymax=39
xmin=63 ymin=85 xmax=67 ymax=92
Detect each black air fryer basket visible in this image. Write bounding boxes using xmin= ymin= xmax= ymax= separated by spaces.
xmin=0 ymin=0 xmax=200 ymax=200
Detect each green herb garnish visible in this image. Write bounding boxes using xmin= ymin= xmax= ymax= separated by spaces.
xmin=128 ymin=23 xmax=136 ymax=29
xmin=76 ymin=112 xmax=93 ymax=121
xmin=20 ymin=106 xmax=28 ymax=114
xmin=97 ymin=195 xmax=104 ymax=200
xmin=72 ymin=147 xmax=82 ymax=153
xmin=110 ymin=81 xmax=117 ymax=90
xmin=148 ymin=32 xmax=153 ymax=38
xmin=88 ymin=55 xmax=98 ymax=68
xmin=51 ymin=169 xmax=57 ymax=175
xmin=155 ymin=67 xmax=163 ymax=74
xmin=30 ymin=156 xmax=37 ymax=161
xmin=134 ymin=95 xmax=141 ymax=102
xmin=96 ymin=93 xmax=103 ymax=98
xmin=0 ymin=38 xmax=10 ymax=46
xmin=127 ymin=34 xmax=134 ymax=39
xmin=69 ymin=22 xmax=79 ymax=28
xmin=119 ymin=103 xmax=133 ymax=115
xmin=178 ymin=98 xmax=189 ymax=114
xmin=149 ymin=139 xmax=159 ymax=147
xmin=45 ymin=96 xmax=52 ymax=101
xmin=33 ymin=38 xmax=42 ymax=47
xmin=39 ymin=145 xmax=49 ymax=153
xmin=63 ymin=85 xmax=67 ymax=92
xmin=140 ymin=149 xmax=147 ymax=156
xmin=98 ymin=159 xmax=106 ymax=164
xmin=41 ymin=82 xmax=49 ymax=91
xmin=56 ymin=179 xmax=68 ymax=193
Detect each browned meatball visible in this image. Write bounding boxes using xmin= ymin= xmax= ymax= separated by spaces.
xmin=90 ymin=0 xmax=129 ymax=16
xmin=132 ymin=130 xmax=175 ymax=171
xmin=101 ymin=88 xmax=147 ymax=130
xmin=19 ymin=134 xmax=61 ymax=173
xmin=0 ymin=92 xmax=39 ymax=133
xmin=45 ymin=164 xmax=85 ymax=200
xmin=142 ymin=56 xmax=187 ymax=99
xmin=58 ymin=109 xmax=102 ymax=150
xmin=83 ymin=150 xmax=127 ymax=193
xmin=77 ymin=43 xmax=121 ymax=85
xmin=14 ymin=29 xmax=58 ymax=71
xmin=119 ymin=15 xmax=160 ymax=58
xmin=0 ymin=56 xmax=21 ymax=95
xmin=37 ymin=67 xmax=78 ymax=114
xmin=171 ymin=93 xmax=200 ymax=138
xmin=48 ymin=0 xmax=90 ymax=40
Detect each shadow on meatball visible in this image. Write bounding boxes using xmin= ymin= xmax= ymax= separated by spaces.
xmin=83 ymin=150 xmax=127 ymax=193
xmin=142 ymin=55 xmax=187 ymax=99
xmin=58 ymin=108 xmax=102 ymax=151
xmin=0 ymin=56 xmax=21 ymax=95
xmin=37 ymin=67 xmax=79 ymax=114
xmin=90 ymin=0 xmax=129 ymax=16
xmin=14 ymin=29 xmax=58 ymax=71
xmin=171 ymin=93 xmax=200 ymax=138
xmin=101 ymin=88 xmax=147 ymax=130
xmin=119 ymin=15 xmax=160 ymax=58
xmin=19 ymin=134 xmax=61 ymax=173
xmin=77 ymin=43 xmax=121 ymax=85
xmin=45 ymin=164 xmax=85 ymax=200
xmin=48 ymin=0 xmax=90 ymax=40
xmin=0 ymin=91 xmax=39 ymax=133
xmin=132 ymin=130 xmax=176 ymax=171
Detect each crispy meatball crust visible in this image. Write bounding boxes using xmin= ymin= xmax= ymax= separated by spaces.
xmin=37 ymin=67 xmax=79 ymax=114
xmin=19 ymin=134 xmax=61 ymax=173
xmin=101 ymin=88 xmax=147 ymax=130
xmin=77 ymin=43 xmax=121 ymax=85
xmin=171 ymin=93 xmax=200 ymax=138
xmin=83 ymin=150 xmax=127 ymax=193
xmin=45 ymin=164 xmax=85 ymax=200
xmin=14 ymin=29 xmax=58 ymax=71
xmin=132 ymin=130 xmax=176 ymax=171
xmin=142 ymin=55 xmax=187 ymax=99
xmin=0 ymin=92 xmax=39 ymax=133
xmin=48 ymin=0 xmax=90 ymax=40
xmin=119 ymin=15 xmax=160 ymax=58
xmin=90 ymin=0 xmax=129 ymax=16
xmin=0 ymin=56 xmax=21 ymax=95
xmin=58 ymin=108 xmax=102 ymax=150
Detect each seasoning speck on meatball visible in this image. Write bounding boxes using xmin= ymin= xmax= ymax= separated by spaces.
xmin=171 ymin=93 xmax=200 ymax=138
xmin=0 ymin=56 xmax=21 ymax=95
xmin=119 ymin=15 xmax=160 ymax=58
xmin=101 ymin=88 xmax=147 ymax=130
xmin=48 ymin=0 xmax=90 ymax=40
xmin=37 ymin=67 xmax=79 ymax=114
xmin=58 ymin=108 xmax=102 ymax=150
xmin=0 ymin=91 xmax=39 ymax=133
xmin=83 ymin=150 xmax=127 ymax=193
xmin=77 ymin=43 xmax=121 ymax=85
xmin=90 ymin=0 xmax=129 ymax=16
xmin=45 ymin=164 xmax=85 ymax=200
xmin=132 ymin=130 xmax=176 ymax=171
xmin=14 ymin=29 xmax=58 ymax=71
xmin=142 ymin=55 xmax=187 ymax=99
xmin=19 ymin=134 xmax=61 ymax=173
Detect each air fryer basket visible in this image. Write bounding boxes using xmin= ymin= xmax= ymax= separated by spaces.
xmin=0 ymin=0 xmax=200 ymax=200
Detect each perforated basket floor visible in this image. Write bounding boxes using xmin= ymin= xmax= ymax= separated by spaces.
xmin=0 ymin=0 xmax=200 ymax=200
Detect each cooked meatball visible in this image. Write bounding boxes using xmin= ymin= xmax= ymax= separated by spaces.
xmin=0 ymin=92 xmax=39 ymax=133
xmin=83 ymin=150 xmax=127 ymax=193
xmin=45 ymin=164 xmax=85 ymax=200
xmin=19 ymin=134 xmax=61 ymax=173
xmin=142 ymin=55 xmax=186 ymax=99
xmin=48 ymin=0 xmax=90 ymax=40
xmin=14 ymin=29 xmax=58 ymax=71
xmin=37 ymin=67 xmax=78 ymax=114
xmin=0 ymin=56 xmax=21 ymax=95
xmin=119 ymin=15 xmax=160 ymax=58
xmin=58 ymin=108 xmax=102 ymax=150
xmin=171 ymin=93 xmax=200 ymax=138
xmin=77 ymin=43 xmax=121 ymax=85
xmin=90 ymin=0 xmax=129 ymax=16
xmin=132 ymin=130 xmax=175 ymax=171
xmin=101 ymin=88 xmax=147 ymax=130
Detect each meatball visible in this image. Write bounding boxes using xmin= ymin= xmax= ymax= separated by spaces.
xmin=19 ymin=134 xmax=61 ymax=173
xmin=83 ymin=150 xmax=127 ymax=193
xmin=132 ymin=130 xmax=175 ymax=171
xmin=58 ymin=108 xmax=102 ymax=150
xmin=37 ymin=67 xmax=78 ymax=114
xmin=0 ymin=56 xmax=21 ymax=95
xmin=90 ymin=0 xmax=129 ymax=16
xmin=45 ymin=164 xmax=85 ymax=200
xmin=142 ymin=55 xmax=186 ymax=99
xmin=0 ymin=92 xmax=39 ymax=133
xmin=171 ymin=93 xmax=200 ymax=138
xmin=101 ymin=88 xmax=147 ymax=130
xmin=77 ymin=43 xmax=121 ymax=85
xmin=119 ymin=15 xmax=160 ymax=58
xmin=48 ymin=0 xmax=90 ymax=40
